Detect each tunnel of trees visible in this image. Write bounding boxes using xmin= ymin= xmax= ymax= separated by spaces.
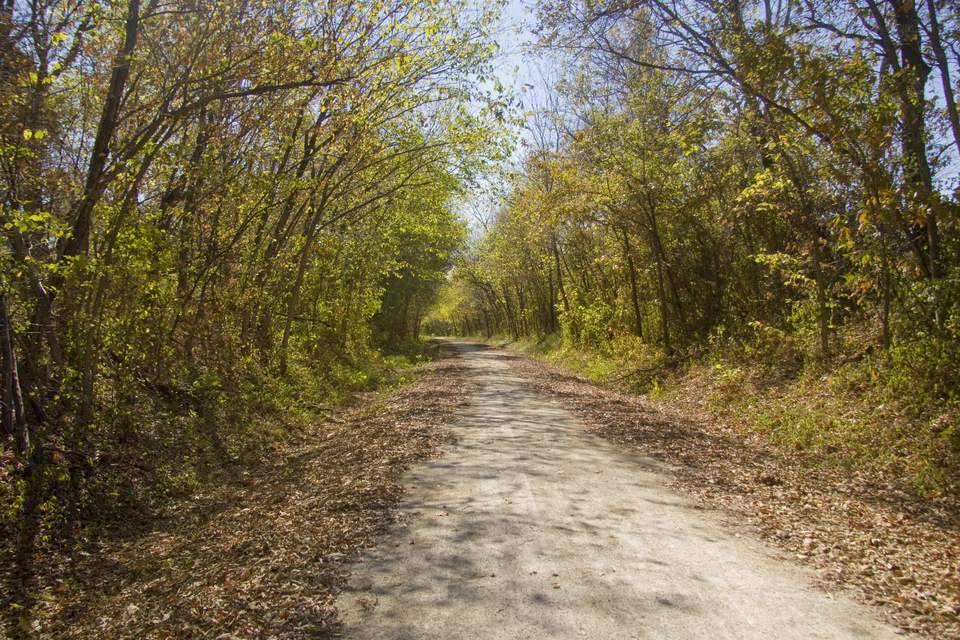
xmin=2 ymin=0 xmax=960 ymax=633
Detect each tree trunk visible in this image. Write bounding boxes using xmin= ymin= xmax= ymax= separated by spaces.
xmin=279 ymin=232 xmax=317 ymax=375
xmin=652 ymin=249 xmax=671 ymax=355
xmin=552 ymin=236 xmax=570 ymax=315
xmin=547 ymin=272 xmax=557 ymax=332
xmin=642 ymin=195 xmax=683 ymax=347
xmin=60 ymin=0 xmax=141 ymax=260
xmin=502 ymin=284 xmax=518 ymax=338
xmin=1 ymin=293 xmax=29 ymax=456
xmin=890 ymin=0 xmax=940 ymax=278
xmin=811 ymin=244 xmax=831 ymax=359
xmin=880 ymin=222 xmax=893 ymax=350
xmin=621 ymin=227 xmax=644 ymax=339
xmin=925 ymin=0 xmax=960 ymax=159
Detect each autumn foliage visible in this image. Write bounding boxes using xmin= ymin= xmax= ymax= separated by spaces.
xmin=433 ymin=0 xmax=960 ymax=491
xmin=0 ymin=0 xmax=506 ymax=627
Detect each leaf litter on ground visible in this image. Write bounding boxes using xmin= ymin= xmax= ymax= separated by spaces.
xmin=28 ymin=358 xmax=474 ymax=640
xmin=507 ymin=353 xmax=959 ymax=640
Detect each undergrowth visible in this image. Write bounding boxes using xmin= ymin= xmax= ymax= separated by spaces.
xmin=486 ymin=331 xmax=960 ymax=498
xmin=0 ymin=342 xmax=436 ymax=563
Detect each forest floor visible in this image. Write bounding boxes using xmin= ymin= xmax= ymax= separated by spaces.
xmin=13 ymin=352 xmax=475 ymax=639
xmin=12 ymin=340 xmax=959 ymax=639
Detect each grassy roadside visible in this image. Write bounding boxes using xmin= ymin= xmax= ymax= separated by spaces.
xmin=474 ymin=333 xmax=959 ymax=501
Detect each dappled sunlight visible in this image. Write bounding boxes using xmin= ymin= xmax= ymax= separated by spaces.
xmin=338 ymin=342 xmax=903 ymax=639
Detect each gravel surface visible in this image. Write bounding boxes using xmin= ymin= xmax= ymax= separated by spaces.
xmin=507 ymin=346 xmax=959 ymax=639
xmin=336 ymin=341 xmax=909 ymax=639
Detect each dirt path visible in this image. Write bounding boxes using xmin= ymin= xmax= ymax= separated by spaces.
xmin=336 ymin=341 xmax=907 ymax=639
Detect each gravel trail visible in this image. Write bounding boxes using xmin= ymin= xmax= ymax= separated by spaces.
xmin=337 ymin=341 xmax=907 ymax=639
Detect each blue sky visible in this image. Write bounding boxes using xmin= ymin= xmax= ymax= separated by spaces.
xmin=494 ymin=0 xmax=536 ymax=86
xmin=458 ymin=0 xmax=543 ymax=230
xmin=490 ymin=0 xmax=557 ymax=156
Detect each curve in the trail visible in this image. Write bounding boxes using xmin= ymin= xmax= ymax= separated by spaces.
xmin=336 ymin=341 xmax=906 ymax=640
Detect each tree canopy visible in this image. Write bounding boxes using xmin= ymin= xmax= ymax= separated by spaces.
xmin=436 ymin=0 xmax=959 ymax=393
